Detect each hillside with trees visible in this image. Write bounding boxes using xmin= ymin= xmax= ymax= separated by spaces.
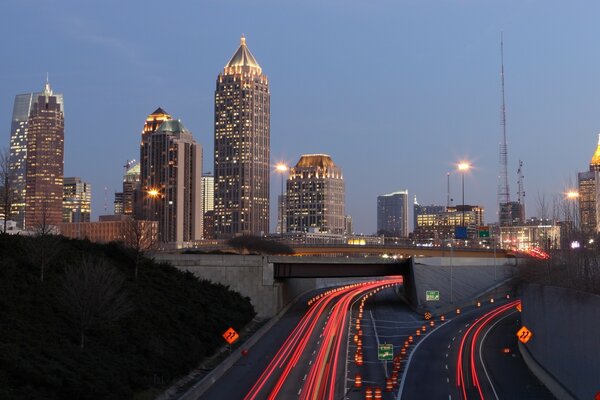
xmin=0 ymin=234 xmax=255 ymax=400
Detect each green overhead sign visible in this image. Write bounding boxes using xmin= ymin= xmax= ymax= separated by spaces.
xmin=426 ymin=290 xmax=440 ymax=301
xmin=378 ymin=343 xmax=393 ymax=361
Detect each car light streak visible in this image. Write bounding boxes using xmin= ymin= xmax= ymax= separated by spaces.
xmin=456 ymin=300 xmax=520 ymax=400
xmin=244 ymin=279 xmax=402 ymax=400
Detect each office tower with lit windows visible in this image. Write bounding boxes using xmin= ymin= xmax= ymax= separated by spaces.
xmin=285 ymin=154 xmax=345 ymax=234
xmin=24 ymin=80 xmax=65 ymax=230
xmin=377 ymin=190 xmax=409 ymax=237
xmin=63 ymin=177 xmax=91 ymax=223
xmin=9 ymin=81 xmax=64 ymax=228
xmin=114 ymin=161 xmax=141 ymax=218
xmin=578 ymin=134 xmax=600 ymax=235
xmin=140 ymin=109 xmax=202 ymax=245
xmin=214 ymin=36 xmax=270 ymax=238
xmin=202 ymin=173 xmax=215 ymax=239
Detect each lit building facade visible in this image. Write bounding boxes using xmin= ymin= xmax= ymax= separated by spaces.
xmin=413 ymin=199 xmax=445 ymax=233
xmin=24 ymin=81 xmax=64 ymax=230
xmin=285 ymin=154 xmax=345 ymax=234
xmin=214 ymin=36 xmax=270 ymax=238
xmin=499 ymin=218 xmax=561 ymax=250
xmin=413 ymin=205 xmax=484 ymax=242
xmin=377 ymin=190 xmax=409 ymax=237
xmin=578 ymin=134 xmax=600 ymax=235
xmin=202 ymin=173 xmax=215 ymax=239
xmin=499 ymin=201 xmax=525 ymax=226
xmin=9 ymin=82 xmax=64 ymax=228
xmin=59 ymin=215 xmax=158 ymax=246
xmin=114 ymin=162 xmax=141 ymax=218
xmin=141 ymin=112 xmax=203 ymax=245
xmin=63 ymin=177 xmax=91 ymax=223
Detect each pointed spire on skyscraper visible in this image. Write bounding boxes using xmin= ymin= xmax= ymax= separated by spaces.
xmin=43 ymin=73 xmax=53 ymax=96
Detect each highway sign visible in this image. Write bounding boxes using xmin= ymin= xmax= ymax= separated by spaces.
xmin=222 ymin=327 xmax=240 ymax=345
xmin=478 ymin=226 xmax=490 ymax=238
xmin=516 ymin=303 xmax=522 ymax=312
xmin=426 ymin=291 xmax=440 ymax=301
xmin=424 ymin=311 xmax=432 ymax=320
xmin=378 ymin=343 xmax=393 ymax=361
xmin=455 ymin=226 xmax=468 ymax=239
xmin=516 ymin=326 xmax=533 ymax=344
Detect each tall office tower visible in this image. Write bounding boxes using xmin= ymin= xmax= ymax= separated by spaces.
xmin=63 ymin=177 xmax=91 ymax=223
xmin=413 ymin=197 xmax=445 ymax=233
xmin=24 ymin=80 xmax=65 ymax=230
xmin=578 ymin=134 xmax=600 ymax=235
xmin=285 ymin=154 xmax=345 ymax=234
xmin=202 ymin=173 xmax=215 ymax=239
xmin=114 ymin=161 xmax=141 ymax=217
xmin=214 ymin=36 xmax=270 ymax=238
xmin=377 ymin=190 xmax=409 ymax=237
xmin=9 ymin=81 xmax=64 ymax=228
xmin=140 ymin=112 xmax=202 ymax=245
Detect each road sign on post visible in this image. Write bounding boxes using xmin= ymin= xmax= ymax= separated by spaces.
xmin=378 ymin=343 xmax=393 ymax=361
xmin=478 ymin=226 xmax=490 ymax=238
xmin=426 ymin=290 xmax=440 ymax=301
xmin=222 ymin=327 xmax=240 ymax=345
xmin=455 ymin=226 xmax=468 ymax=239
xmin=516 ymin=326 xmax=533 ymax=344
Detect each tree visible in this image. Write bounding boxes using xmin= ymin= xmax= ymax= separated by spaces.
xmin=121 ymin=217 xmax=158 ymax=280
xmin=0 ymin=147 xmax=18 ymax=233
xmin=59 ymin=257 xmax=132 ymax=349
xmin=26 ymin=199 xmax=62 ymax=282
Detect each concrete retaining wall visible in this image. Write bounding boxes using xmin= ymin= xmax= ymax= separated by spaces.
xmin=411 ymin=258 xmax=517 ymax=310
xmin=521 ymin=283 xmax=600 ymax=400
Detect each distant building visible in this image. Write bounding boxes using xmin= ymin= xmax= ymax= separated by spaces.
xmin=214 ymin=36 xmax=270 ymax=238
xmin=413 ymin=204 xmax=484 ymax=242
xmin=113 ymin=161 xmax=142 ymax=218
xmin=277 ymin=194 xmax=286 ymax=235
xmin=578 ymin=134 xmax=600 ymax=235
xmin=413 ymin=198 xmax=445 ymax=233
xmin=62 ymin=177 xmax=91 ymax=223
xmin=499 ymin=218 xmax=561 ymax=250
xmin=377 ymin=190 xmax=408 ymax=237
xmin=344 ymin=215 xmax=353 ymax=236
xmin=9 ymin=82 xmax=64 ymax=228
xmin=141 ymin=111 xmax=203 ymax=246
xmin=499 ymin=201 xmax=525 ymax=226
xmin=59 ymin=215 xmax=157 ymax=246
xmin=202 ymin=173 xmax=215 ymax=239
xmin=285 ymin=154 xmax=345 ymax=234
xmin=24 ymin=80 xmax=64 ymax=230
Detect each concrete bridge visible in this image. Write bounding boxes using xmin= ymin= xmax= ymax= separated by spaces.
xmin=152 ymin=253 xmax=518 ymax=318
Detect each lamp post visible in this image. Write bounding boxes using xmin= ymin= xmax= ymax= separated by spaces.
xmin=147 ymin=188 xmax=159 ymax=221
xmin=275 ymin=163 xmax=288 ymax=236
xmin=565 ymin=190 xmax=579 ymax=245
xmin=457 ymin=162 xmax=471 ymax=227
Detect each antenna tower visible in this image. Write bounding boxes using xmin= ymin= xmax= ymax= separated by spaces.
xmin=498 ymin=33 xmax=511 ymax=206
xmin=104 ymin=186 xmax=108 ymax=213
xmin=517 ymin=160 xmax=524 ymax=204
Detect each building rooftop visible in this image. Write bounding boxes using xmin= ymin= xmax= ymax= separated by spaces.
xmin=295 ymin=154 xmax=337 ymax=169
xmin=590 ymin=133 xmax=600 ymax=167
xmin=157 ymin=119 xmax=190 ymax=134
xmin=224 ymin=35 xmax=262 ymax=74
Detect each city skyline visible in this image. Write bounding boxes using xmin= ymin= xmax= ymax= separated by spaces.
xmin=2 ymin=1 xmax=600 ymax=234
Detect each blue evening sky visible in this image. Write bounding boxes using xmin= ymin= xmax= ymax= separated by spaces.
xmin=2 ymin=0 xmax=598 ymax=234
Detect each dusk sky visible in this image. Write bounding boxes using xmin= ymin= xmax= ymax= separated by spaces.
xmin=2 ymin=0 xmax=599 ymax=234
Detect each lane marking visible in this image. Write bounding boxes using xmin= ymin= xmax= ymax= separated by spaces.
xmin=445 ymin=364 xmax=448 ymax=370
xmin=446 ymin=377 xmax=450 ymax=384
xmin=446 ymin=353 xmax=448 ymax=358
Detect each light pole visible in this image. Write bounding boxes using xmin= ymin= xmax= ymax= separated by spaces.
xmin=457 ymin=162 xmax=471 ymax=227
xmin=275 ymin=163 xmax=288 ymax=236
xmin=565 ymin=190 xmax=579 ymax=245
xmin=147 ymin=188 xmax=159 ymax=221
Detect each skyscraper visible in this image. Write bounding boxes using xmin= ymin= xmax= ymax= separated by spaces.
xmin=214 ymin=36 xmax=270 ymax=238
xmin=63 ymin=177 xmax=91 ymax=223
xmin=9 ymin=80 xmax=64 ymax=228
xmin=578 ymin=134 xmax=600 ymax=235
xmin=24 ymin=80 xmax=64 ymax=230
xmin=377 ymin=190 xmax=409 ymax=237
xmin=140 ymin=110 xmax=202 ymax=245
xmin=114 ymin=161 xmax=141 ymax=218
xmin=285 ymin=154 xmax=345 ymax=234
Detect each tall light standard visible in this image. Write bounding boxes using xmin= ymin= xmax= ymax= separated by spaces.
xmin=147 ymin=188 xmax=160 ymax=221
xmin=275 ymin=163 xmax=288 ymax=235
xmin=565 ymin=190 xmax=579 ymax=244
xmin=457 ymin=162 xmax=471 ymax=227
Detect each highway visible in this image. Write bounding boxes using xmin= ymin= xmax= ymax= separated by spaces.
xmin=202 ymin=282 xmax=554 ymax=400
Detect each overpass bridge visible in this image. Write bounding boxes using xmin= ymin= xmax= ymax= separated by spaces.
xmin=289 ymin=244 xmax=510 ymax=258
xmin=154 ymin=253 xmax=518 ymax=318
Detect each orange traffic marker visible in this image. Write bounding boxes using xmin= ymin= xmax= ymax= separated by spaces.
xmin=456 ymin=308 xmax=461 ymax=315
xmin=430 ymin=320 xmax=435 ymax=327
xmin=354 ymin=374 xmax=363 ymax=388
xmin=374 ymin=387 xmax=383 ymax=399
xmin=408 ymin=335 xmax=413 ymax=343
xmin=441 ymin=315 xmax=446 ymax=321
xmin=416 ymin=329 xmax=421 ymax=336
xmin=365 ymin=387 xmax=373 ymax=400
xmin=385 ymin=378 xmax=393 ymax=392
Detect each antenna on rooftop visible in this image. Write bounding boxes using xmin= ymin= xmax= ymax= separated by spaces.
xmin=498 ymin=32 xmax=511 ymax=208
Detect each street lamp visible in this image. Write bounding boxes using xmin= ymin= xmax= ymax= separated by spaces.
xmin=457 ymin=162 xmax=471 ymax=227
xmin=147 ymin=188 xmax=160 ymax=221
xmin=275 ymin=163 xmax=288 ymax=235
xmin=564 ymin=190 xmax=579 ymax=243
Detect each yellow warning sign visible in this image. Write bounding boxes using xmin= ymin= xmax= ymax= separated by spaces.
xmin=516 ymin=326 xmax=532 ymax=344
xmin=222 ymin=327 xmax=240 ymax=345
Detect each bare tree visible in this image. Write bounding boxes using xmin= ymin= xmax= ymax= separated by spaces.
xmin=0 ymin=147 xmax=18 ymax=233
xmin=121 ymin=217 xmax=157 ymax=280
xmin=27 ymin=199 xmax=62 ymax=282
xmin=59 ymin=258 xmax=132 ymax=349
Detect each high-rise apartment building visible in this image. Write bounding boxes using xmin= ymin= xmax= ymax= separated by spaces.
xmin=413 ymin=204 xmax=484 ymax=242
xmin=214 ymin=36 xmax=270 ymax=238
xmin=413 ymin=198 xmax=445 ymax=233
xmin=63 ymin=177 xmax=91 ymax=223
xmin=140 ymin=110 xmax=202 ymax=245
xmin=285 ymin=154 xmax=345 ymax=234
xmin=9 ymin=80 xmax=64 ymax=228
xmin=24 ymin=81 xmax=64 ymax=230
xmin=202 ymin=173 xmax=215 ymax=239
xmin=578 ymin=134 xmax=600 ymax=235
xmin=377 ymin=190 xmax=409 ymax=237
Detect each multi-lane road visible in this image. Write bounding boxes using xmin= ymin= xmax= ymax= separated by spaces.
xmin=201 ymin=279 xmax=554 ymax=400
